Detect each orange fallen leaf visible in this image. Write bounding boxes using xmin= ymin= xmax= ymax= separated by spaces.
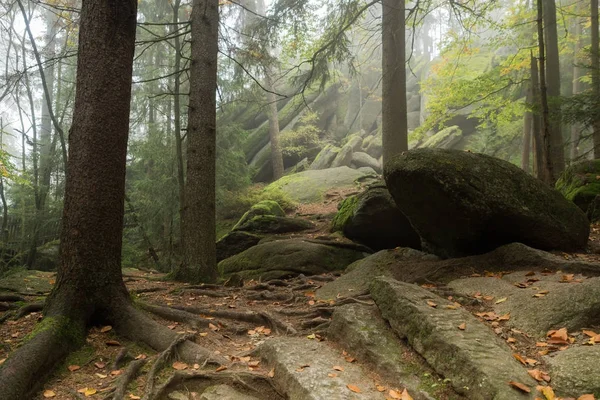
xmin=583 ymin=330 xmax=598 ymax=338
xmin=172 ymin=361 xmax=188 ymax=370
xmin=458 ymin=323 xmax=466 ymax=330
xmin=577 ymin=395 xmax=595 ymax=400
xmin=426 ymin=300 xmax=437 ymax=308
xmin=105 ymin=340 xmax=121 ymax=346
xmin=129 ymin=395 xmax=141 ymax=400
xmin=68 ymin=365 xmax=81 ymax=372
xmin=268 ymin=368 xmax=275 ymax=378
xmin=94 ymin=362 xmax=106 ymax=369
xmin=333 ymin=365 xmax=344 ymax=371
xmin=215 ymin=365 xmax=227 ymax=372
xmin=507 ymin=338 xmax=517 ymax=343
xmin=508 ymin=381 xmax=531 ymax=393
xmin=537 ymin=385 xmax=555 ymax=400
xmin=100 ymin=325 xmax=112 ymax=333
xmin=528 ymin=369 xmax=544 ymax=381
xmin=498 ymin=313 xmax=511 ymax=321
xmin=43 ymin=390 xmax=56 ymax=398
xmin=347 ymin=384 xmax=361 ymax=393
xmin=388 ymin=389 xmax=402 ymax=399
xmin=328 ymin=373 xmax=338 ymax=378
xmin=376 ymin=384 xmax=386 ymax=392
xmin=513 ymin=353 xmax=527 ymax=365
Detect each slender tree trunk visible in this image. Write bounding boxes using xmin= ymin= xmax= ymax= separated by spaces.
xmin=592 ymin=0 xmax=600 ymax=156
xmin=382 ymin=0 xmax=408 ymax=169
xmin=172 ymin=0 xmax=186 ymax=248
xmin=522 ymin=87 xmax=533 ymax=172
xmin=0 ymin=119 xmax=7 ymax=241
xmin=537 ymin=0 xmax=554 ymax=184
xmin=176 ymin=0 xmax=219 ymax=283
xmin=265 ymin=72 xmax=284 ymax=180
xmin=571 ymin=15 xmax=582 ymax=160
xmin=541 ymin=0 xmax=564 ymax=178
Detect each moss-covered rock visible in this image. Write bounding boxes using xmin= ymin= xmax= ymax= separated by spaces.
xmin=556 ymin=159 xmax=600 ymax=214
xmin=385 ymin=149 xmax=590 ymax=258
xmin=216 ymin=231 xmax=262 ymax=263
xmin=331 ymin=184 xmax=421 ymax=251
xmin=232 ymin=215 xmax=314 ymax=234
xmin=232 ymin=200 xmax=285 ymax=230
xmin=265 ymin=167 xmax=377 ymax=204
xmin=330 ymin=143 xmax=353 ymax=168
xmin=218 ymin=238 xmax=367 ymax=280
xmin=309 ymin=144 xmax=339 ymax=170
xmin=421 ymin=125 xmax=463 ymax=149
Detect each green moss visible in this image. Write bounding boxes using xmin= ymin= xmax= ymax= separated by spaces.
xmin=331 ymin=196 xmax=358 ymax=232
xmin=556 ymin=159 xmax=600 ymax=211
xmin=23 ymin=316 xmax=85 ymax=346
xmin=63 ymin=345 xmax=95 ymax=368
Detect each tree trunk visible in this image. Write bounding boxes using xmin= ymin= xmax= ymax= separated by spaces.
xmin=571 ymin=14 xmax=582 ymax=160
xmin=175 ymin=0 xmax=219 ymax=283
xmin=265 ymin=72 xmax=284 ymax=181
xmin=522 ymin=88 xmax=533 ymax=173
xmin=382 ymin=0 xmax=408 ymax=169
xmin=537 ymin=0 xmax=555 ymax=184
xmin=541 ymin=0 xmax=564 ymax=178
xmin=592 ymin=0 xmax=600 ymax=157
xmin=531 ymin=53 xmax=544 ymax=178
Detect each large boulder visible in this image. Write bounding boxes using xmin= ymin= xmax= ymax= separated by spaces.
xmin=233 ymin=215 xmax=314 ymax=234
xmin=330 ymin=143 xmax=353 ymax=168
xmin=331 ymin=184 xmax=420 ymax=250
xmin=232 ymin=200 xmax=285 ymax=230
xmin=420 ymin=125 xmax=463 ymax=149
xmin=556 ymin=159 xmax=600 ymax=214
xmin=309 ymin=144 xmax=339 ymax=170
xmin=363 ymin=134 xmax=382 ymax=159
xmin=351 ymin=152 xmax=381 ymax=173
xmin=384 ymin=149 xmax=590 ymax=258
xmin=264 ymin=167 xmax=377 ymax=203
xmin=216 ymin=231 xmax=261 ymax=263
xmin=218 ymin=238 xmax=367 ymax=281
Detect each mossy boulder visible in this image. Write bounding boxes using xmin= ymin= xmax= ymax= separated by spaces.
xmin=364 ymin=135 xmax=382 ymax=159
xmin=232 ymin=215 xmax=314 ymax=234
xmin=421 ymin=125 xmax=463 ymax=149
xmin=216 ymin=231 xmax=262 ymax=263
xmin=331 ymin=184 xmax=420 ymax=250
xmin=309 ymin=144 xmax=339 ymax=170
xmin=556 ymin=159 xmax=600 ymax=214
xmin=218 ymin=238 xmax=367 ymax=281
xmin=384 ymin=149 xmax=590 ymax=258
xmin=351 ymin=151 xmax=381 ymax=173
xmin=330 ymin=143 xmax=353 ymax=168
xmin=265 ymin=167 xmax=377 ymax=203
xmin=232 ymin=200 xmax=285 ymax=230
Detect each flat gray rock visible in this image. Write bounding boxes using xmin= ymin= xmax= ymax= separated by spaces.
xmin=255 ymin=337 xmax=385 ymax=399
xmin=370 ymin=277 xmax=536 ymax=400
xmin=328 ymin=304 xmax=449 ymax=400
xmin=448 ymin=272 xmax=600 ymax=336
xmin=200 ymin=384 xmax=260 ymax=400
xmin=545 ymin=346 xmax=600 ymax=398
xmin=316 ymin=248 xmax=437 ymax=300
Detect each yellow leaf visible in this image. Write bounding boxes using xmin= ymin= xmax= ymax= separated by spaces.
xmin=426 ymin=300 xmax=437 ymax=308
xmin=172 ymin=361 xmax=188 ymax=370
xmin=268 ymin=368 xmax=275 ymax=378
xmin=43 ymin=390 xmax=56 ymax=398
xmin=401 ymin=388 xmax=414 ymax=400
xmin=495 ymin=297 xmax=508 ymax=304
xmin=537 ymin=385 xmax=555 ymax=400
xmin=100 ymin=325 xmax=112 ymax=333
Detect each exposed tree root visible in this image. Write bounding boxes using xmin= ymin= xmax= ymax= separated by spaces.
xmin=177 ymin=289 xmax=229 ymax=297
xmin=15 ymin=301 xmax=44 ymax=319
xmin=170 ymin=305 xmax=297 ymax=334
xmin=291 ymin=283 xmax=320 ymax=291
xmin=245 ymin=291 xmax=295 ymax=302
xmin=137 ymin=302 xmax=209 ymax=329
xmin=111 ymin=358 xmax=147 ymax=400
xmin=67 ymin=388 xmax=88 ymax=400
xmin=112 ymin=348 xmax=130 ymax=371
xmin=0 ymin=294 xmax=26 ymax=302
xmin=181 ymin=284 xmax=223 ymax=290
xmin=141 ymin=333 xmax=196 ymax=400
xmin=245 ymin=283 xmax=277 ymax=291
xmin=150 ymin=371 xmax=285 ymax=400
xmin=130 ymin=287 xmax=166 ymax=295
xmin=260 ymin=279 xmax=289 ymax=287
xmin=300 ymin=317 xmax=330 ymax=329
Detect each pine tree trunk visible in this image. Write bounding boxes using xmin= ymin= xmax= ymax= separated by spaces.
xmin=571 ymin=14 xmax=582 ymax=160
xmin=265 ymin=72 xmax=284 ymax=181
xmin=177 ymin=0 xmax=219 ymax=283
xmin=522 ymin=88 xmax=533 ymax=173
xmin=382 ymin=0 xmax=408 ymax=169
xmin=531 ymin=53 xmax=544 ymax=178
xmin=542 ymin=0 xmax=564 ymax=178
xmin=592 ymin=0 xmax=600 ymax=157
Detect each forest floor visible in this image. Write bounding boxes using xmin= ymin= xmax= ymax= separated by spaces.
xmin=1 ymin=212 xmax=600 ymax=400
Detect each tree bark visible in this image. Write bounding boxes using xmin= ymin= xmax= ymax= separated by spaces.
xmin=541 ymin=0 xmax=564 ymax=178
xmin=522 ymin=88 xmax=533 ymax=173
xmin=382 ymin=0 xmax=408 ymax=169
xmin=592 ymin=0 xmax=600 ymax=157
xmin=571 ymin=13 xmax=582 ymax=160
xmin=531 ymin=53 xmax=544 ymax=178
xmin=176 ymin=0 xmax=219 ymax=283
xmin=537 ymin=0 xmax=555 ymax=184
xmin=265 ymin=70 xmax=284 ymax=181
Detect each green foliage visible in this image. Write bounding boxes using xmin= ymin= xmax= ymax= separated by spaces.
xmin=217 ymin=184 xmax=297 ymax=221
xmin=280 ymin=112 xmax=322 ymax=160
xmin=331 ymin=195 xmax=357 ymax=232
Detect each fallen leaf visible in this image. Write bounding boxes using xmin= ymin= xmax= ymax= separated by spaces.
xmin=129 ymin=395 xmax=141 ymax=400
xmin=495 ymin=297 xmax=508 ymax=304
xmin=525 ymin=271 xmax=536 ymax=276
xmin=498 ymin=313 xmax=511 ymax=321
xmin=95 ymin=373 xmax=107 ymax=379
xmin=388 ymin=389 xmax=402 ymax=399
xmin=78 ymin=388 xmax=97 ymax=397
xmin=583 ymin=330 xmax=598 ymax=338
xmin=215 ymin=365 xmax=227 ymax=372
xmin=347 ymin=384 xmax=361 ymax=393
xmin=537 ymin=385 xmax=555 ymax=400
xmin=536 ymin=342 xmax=548 ymax=347
xmin=507 ymin=337 xmax=517 ymax=343
xmin=307 ymin=334 xmax=316 ymax=340
xmin=208 ymin=323 xmax=219 ymax=331
xmin=376 ymin=384 xmax=386 ymax=392
xmin=268 ymin=368 xmax=275 ymax=378
xmin=513 ymin=353 xmax=527 ymax=365
xmin=172 ymin=361 xmax=188 ymax=370
xmin=547 ymin=328 xmax=569 ymax=344
xmin=68 ymin=365 xmax=81 ymax=372
xmin=43 ymin=390 xmax=56 ymax=398
xmin=458 ymin=323 xmax=466 ymax=330
xmin=401 ymin=388 xmax=415 ymax=400
xmin=508 ymin=381 xmax=531 ymax=393
xmin=100 ymin=325 xmax=112 ymax=333
xmin=528 ymin=369 xmax=544 ymax=382
xmin=0 ymin=358 xmax=5 ymax=365
xmin=333 ymin=365 xmax=344 ymax=371
xmin=105 ymin=340 xmax=121 ymax=346
xmin=110 ymin=370 xmax=122 ymax=376
xmin=426 ymin=300 xmax=437 ymax=308
xmin=577 ymin=395 xmax=595 ymax=400
xmin=94 ymin=362 xmax=106 ymax=369
xmin=328 ymin=373 xmax=338 ymax=378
